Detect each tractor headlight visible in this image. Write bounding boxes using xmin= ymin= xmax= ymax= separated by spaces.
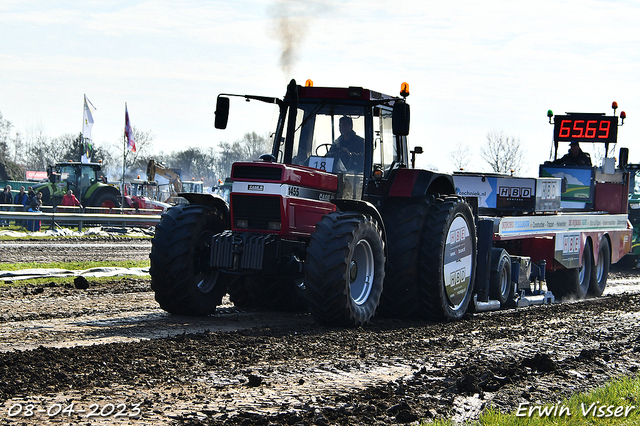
xmin=267 ymin=221 xmax=281 ymax=231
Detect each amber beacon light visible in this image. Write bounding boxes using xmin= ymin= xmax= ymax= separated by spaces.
xmin=400 ymin=82 xmax=410 ymax=97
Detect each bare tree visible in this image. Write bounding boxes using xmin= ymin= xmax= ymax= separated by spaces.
xmin=0 ymin=111 xmax=13 ymax=165
xmin=213 ymin=132 xmax=271 ymax=179
xmin=589 ymin=143 xmax=616 ymax=168
xmin=450 ymin=141 xmax=472 ymax=171
xmin=480 ymin=130 xmax=526 ymax=175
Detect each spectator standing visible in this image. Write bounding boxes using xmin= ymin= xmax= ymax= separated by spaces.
xmin=28 ymin=191 xmax=43 ymax=212
xmin=61 ymin=190 xmax=82 ymax=210
xmin=24 ymin=187 xmax=36 ymax=211
xmin=14 ymin=186 xmax=28 ymax=206
xmin=13 ymin=186 xmax=28 ymax=228
xmin=26 ymin=191 xmax=43 ymax=232
xmin=1 ymin=185 xmax=13 ymax=226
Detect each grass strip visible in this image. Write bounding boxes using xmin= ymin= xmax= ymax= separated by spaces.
xmin=426 ymin=375 xmax=640 ymax=425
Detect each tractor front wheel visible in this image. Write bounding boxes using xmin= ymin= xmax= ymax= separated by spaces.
xmin=305 ymin=212 xmax=385 ymax=327
xmin=150 ymin=204 xmax=231 ymax=316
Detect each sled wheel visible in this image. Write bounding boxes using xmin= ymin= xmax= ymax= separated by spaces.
xmin=150 ymin=204 xmax=231 ymax=315
xmin=589 ymin=237 xmax=610 ymax=297
xmin=419 ymin=196 xmax=476 ymax=321
xmin=305 ymin=211 xmax=385 ymax=327
xmin=547 ymin=240 xmax=592 ymax=300
xmin=377 ymin=196 xmax=432 ymax=318
xmin=490 ymin=251 xmax=512 ymax=307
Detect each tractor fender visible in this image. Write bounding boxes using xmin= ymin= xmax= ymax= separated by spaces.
xmin=179 ymin=192 xmax=230 ymax=228
xmin=332 ymin=199 xmax=388 ymax=259
xmin=388 ymin=169 xmax=456 ymax=198
xmin=84 ymin=183 xmax=116 ymax=199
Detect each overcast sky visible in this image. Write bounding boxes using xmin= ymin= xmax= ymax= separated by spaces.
xmin=1 ymin=0 xmax=639 ymax=175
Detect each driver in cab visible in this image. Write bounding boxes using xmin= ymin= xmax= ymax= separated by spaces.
xmin=328 ymin=116 xmax=364 ymax=170
xmin=554 ymin=141 xmax=592 ymax=167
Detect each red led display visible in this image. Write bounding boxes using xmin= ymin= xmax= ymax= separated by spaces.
xmin=553 ymin=114 xmax=618 ymax=143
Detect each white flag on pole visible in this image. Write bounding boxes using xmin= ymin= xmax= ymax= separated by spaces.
xmin=83 ymin=95 xmax=94 ymax=140
xmin=81 ymin=95 xmax=96 ymax=163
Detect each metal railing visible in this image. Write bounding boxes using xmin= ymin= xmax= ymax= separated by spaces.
xmin=0 ymin=204 xmax=162 ymax=231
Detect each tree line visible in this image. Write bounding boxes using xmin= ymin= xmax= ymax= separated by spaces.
xmin=2 ymin=107 xmax=532 ymax=185
xmin=0 ymin=109 xmax=270 ymax=187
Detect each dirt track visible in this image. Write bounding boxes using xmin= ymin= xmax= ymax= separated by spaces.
xmin=1 ymin=238 xmax=640 ymax=425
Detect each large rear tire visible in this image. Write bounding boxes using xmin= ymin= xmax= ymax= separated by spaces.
xmin=418 ymin=196 xmax=476 ymax=321
xmin=150 ymin=204 xmax=231 ymax=316
xmin=377 ymin=196 xmax=432 ymax=318
xmin=91 ymin=191 xmax=120 ymax=208
xmin=589 ymin=238 xmax=610 ymax=297
xmin=305 ymin=212 xmax=385 ymax=327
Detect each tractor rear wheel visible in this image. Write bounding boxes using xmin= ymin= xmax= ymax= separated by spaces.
xmin=92 ymin=192 xmax=120 ymax=209
xmin=150 ymin=204 xmax=231 ymax=316
xmin=419 ymin=196 xmax=476 ymax=321
xmin=305 ymin=211 xmax=385 ymax=327
xmin=377 ymin=196 xmax=432 ymax=318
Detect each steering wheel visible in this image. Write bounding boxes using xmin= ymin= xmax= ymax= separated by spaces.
xmin=315 ymin=143 xmax=333 ymax=156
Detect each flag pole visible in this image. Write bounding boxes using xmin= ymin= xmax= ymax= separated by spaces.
xmin=122 ymin=102 xmax=126 ymax=211
xmin=81 ymin=94 xmax=86 ymax=162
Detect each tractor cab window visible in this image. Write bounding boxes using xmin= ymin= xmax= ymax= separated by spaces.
xmin=372 ymin=106 xmax=397 ymax=176
xmin=59 ymin=165 xmax=78 ymax=192
xmin=285 ymin=103 xmax=366 ymax=199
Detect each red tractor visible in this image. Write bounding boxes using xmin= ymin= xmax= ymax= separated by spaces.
xmin=149 ymin=79 xmax=475 ymax=326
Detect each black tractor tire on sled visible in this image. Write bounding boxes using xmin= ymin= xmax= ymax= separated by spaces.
xmin=490 ymin=251 xmax=513 ymax=307
xmin=546 ymin=240 xmax=593 ymax=301
xmin=150 ymin=204 xmax=231 ymax=316
xmin=588 ymin=237 xmax=610 ymax=297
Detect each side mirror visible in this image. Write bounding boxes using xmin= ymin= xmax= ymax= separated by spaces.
xmin=214 ymin=96 xmax=230 ymax=129
xmin=619 ymin=147 xmax=629 ymax=170
xmin=392 ymin=100 xmax=410 ymax=136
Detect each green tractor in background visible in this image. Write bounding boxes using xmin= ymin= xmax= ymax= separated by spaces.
xmin=34 ymin=162 xmax=121 ymax=208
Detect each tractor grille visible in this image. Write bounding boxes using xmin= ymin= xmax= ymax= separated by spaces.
xmin=231 ymin=194 xmax=281 ymax=230
xmin=233 ymin=165 xmax=283 ymax=181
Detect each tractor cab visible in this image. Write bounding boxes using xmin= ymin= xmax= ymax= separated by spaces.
xmin=215 ymin=79 xmax=411 ymax=202
xmin=47 ymin=162 xmax=100 ymax=199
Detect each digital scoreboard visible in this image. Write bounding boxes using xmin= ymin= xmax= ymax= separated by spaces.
xmin=553 ymin=114 xmax=618 ymax=144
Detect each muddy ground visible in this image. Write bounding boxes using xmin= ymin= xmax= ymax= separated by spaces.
xmin=0 ymin=238 xmax=639 ymax=425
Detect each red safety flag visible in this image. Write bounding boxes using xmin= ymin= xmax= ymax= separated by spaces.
xmin=125 ymin=104 xmax=136 ymax=152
